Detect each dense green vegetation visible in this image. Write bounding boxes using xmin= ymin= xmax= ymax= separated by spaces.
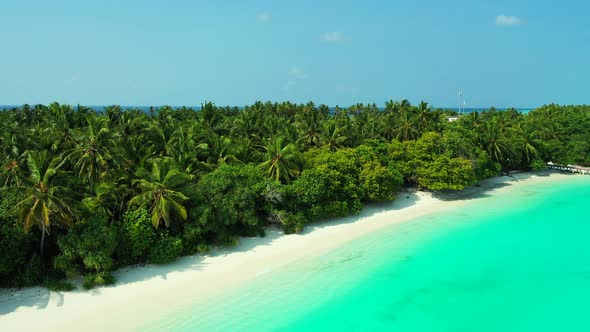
xmin=0 ymin=102 xmax=588 ymax=289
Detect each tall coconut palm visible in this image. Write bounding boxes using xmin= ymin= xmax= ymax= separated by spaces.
xmin=394 ymin=110 xmax=419 ymax=141
xmin=463 ymin=111 xmax=482 ymax=130
xmin=104 ymin=105 xmax=123 ymax=129
xmin=231 ymin=110 xmax=260 ymax=141
xmin=384 ymin=100 xmax=398 ymax=114
xmin=356 ymin=108 xmax=379 ymax=140
xmin=143 ymin=115 xmax=177 ymax=157
xmin=335 ymin=111 xmax=358 ymax=147
xmin=296 ymin=110 xmax=321 ymax=147
xmin=83 ymin=180 xmax=128 ymax=220
xmin=16 ymin=150 xmax=74 ymax=256
xmin=429 ymin=108 xmax=446 ymax=133
xmin=168 ymin=126 xmax=211 ymax=177
xmin=538 ymin=123 xmax=564 ymax=142
xmin=512 ymin=123 xmax=543 ymax=165
xmin=200 ymin=101 xmax=224 ymax=133
xmin=321 ymin=122 xmax=347 ymax=152
xmin=505 ymin=108 xmax=522 ymax=121
xmin=379 ymin=112 xmax=397 ymax=142
xmin=129 ymin=159 xmax=190 ymax=228
xmin=480 ymin=120 xmax=513 ymax=167
xmin=0 ymin=124 xmax=28 ymax=187
xmin=260 ymin=137 xmax=300 ymax=184
xmin=415 ymin=101 xmax=432 ymax=134
xmin=203 ymin=132 xmax=242 ymax=166
xmin=47 ymin=103 xmax=77 ymax=150
xmin=63 ymin=115 xmax=119 ymax=183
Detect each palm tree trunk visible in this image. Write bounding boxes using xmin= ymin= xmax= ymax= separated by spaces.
xmin=40 ymin=229 xmax=46 ymax=257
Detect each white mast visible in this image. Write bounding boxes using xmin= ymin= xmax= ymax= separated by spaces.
xmin=458 ymin=91 xmax=463 ymax=115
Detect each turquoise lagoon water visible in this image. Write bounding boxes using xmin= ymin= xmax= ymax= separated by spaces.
xmin=147 ymin=175 xmax=590 ymax=331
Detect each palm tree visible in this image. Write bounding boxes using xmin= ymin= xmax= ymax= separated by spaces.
xmin=47 ymin=103 xmax=77 ymax=151
xmin=480 ymin=120 xmax=513 ymax=167
xmin=83 ymin=180 xmax=127 ymax=220
xmin=384 ymin=100 xmax=398 ymax=114
xmin=203 ymin=132 xmax=242 ymax=166
xmin=538 ymin=123 xmax=563 ymax=142
xmin=0 ymin=125 xmax=28 ymax=187
xmin=263 ymin=115 xmax=297 ymax=143
xmin=16 ymin=150 xmax=74 ymax=256
xmin=429 ymin=108 xmax=446 ymax=133
xmin=296 ymin=109 xmax=321 ymax=147
xmin=512 ymin=123 xmax=542 ymax=165
xmin=505 ymin=108 xmax=522 ymax=121
xmin=231 ymin=109 xmax=260 ymax=141
xmin=200 ymin=101 xmax=224 ymax=133
xmin=321 ymin=122 xmax=347 ymax=152
xmin=168 ymin=126 xmax=211 ymax=177
xmin=398 ymin=99 xmax=412 ymax=110
xmin=394 ymin=110 xmax=419 ymax=141
xmin=335 ymin=110 xmax=358 ymax=147
xmin=260 ymin=137 xmax=300 ymax=184
xmin=354 ymin=107 xmax=379 ymax=140
xmin=142 ymin=114 xmax=177 ymax=157
xmin=129 ymin=159 xmax=190 ymax=228
xmin=63 ymin=115 xmax=119 ymax=183
xmin=463 ymin=111 xmax=482 ymax=130
xmin=415 ymin=101 xmax=432 ymax=134
xmin=104 ymin=105 xmax=123 ymax=129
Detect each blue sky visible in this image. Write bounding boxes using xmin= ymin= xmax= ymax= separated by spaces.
xmin=0 ymin=0 xmax=588 ymax=108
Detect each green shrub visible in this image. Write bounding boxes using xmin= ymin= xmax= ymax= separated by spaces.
xmin=45 ymin=279 xmax=75 ymax=292
xmin=0 ymin=220 xmax=33 ymax=279
xmin=360 ymin=160 xmax=403 ymax=201
xmin=474 ymin=149 xmax=502 ymax=179
xmin=181 ymin=216 xmax=206 ymax=255
xmin=195 ymin=243 xmax=210 ymax=254
xmin=118 ymin=208 xmax=157 ymax=263
xmin=1 ymin=254 xmax=45 ymax=288
xmin=0 ymin=187 xmax=37 ymax=287
xmin=278 ymin=211 xmax=307 ymax=234
xmin=54 ymin=218 xmax=118 ymax=277
xmin=416 ymin=155 xmax=477 ymax=191
xmin=286 ymin=149 xmax=367 ymax=222
xmin=195 ymin=164 xmax=269 ymax=240
xmin=148 ymin=235 xmax=183 ymax=264
xmin=530 ymin=159 xmax=546 ymax=171
xmin=83 ymin=271 xmax=116 ymax=290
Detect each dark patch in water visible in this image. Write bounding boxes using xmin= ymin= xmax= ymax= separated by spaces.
xmin=313 ymin=251 xmax=365 ymax=272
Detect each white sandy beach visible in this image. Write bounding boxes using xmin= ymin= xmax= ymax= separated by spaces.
xmin=0 ymin=172 xmax=578 ymax=332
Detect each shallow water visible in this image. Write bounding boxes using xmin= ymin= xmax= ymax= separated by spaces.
xmin=146 ymin=175 xmax=590 ymax=331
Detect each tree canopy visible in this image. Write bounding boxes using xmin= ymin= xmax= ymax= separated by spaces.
xmin=0 ymin=101 xmax=588 ymax=289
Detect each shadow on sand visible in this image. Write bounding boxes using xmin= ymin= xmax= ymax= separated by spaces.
xmin=0 ymin=288 xmax=62 ymax=316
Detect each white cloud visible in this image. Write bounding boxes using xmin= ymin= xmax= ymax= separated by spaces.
xmin=66 ymin=73 xmax=81 ymax=84
xmin=321 ymin=31 xmax=346 ymax=42
xmin=283 ymin=80 xmax=296 ymax=91
xmin=495 ymin=15 xmax=524 ymax=26
xmin=337 ymin=86 xmax=360 ymax=94
xmin=256 ymin=12 xmax=272 ymax=22
xmin=289 ymin=66 xmax=308 ymax=80
xmin=283 ymin=67 xmax=308 ymax=91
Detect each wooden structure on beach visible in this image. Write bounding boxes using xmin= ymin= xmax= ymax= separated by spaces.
xmin=546 ymin=162 xmax=590 ymax=175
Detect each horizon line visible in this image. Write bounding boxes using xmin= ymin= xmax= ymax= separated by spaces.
xmin=0 ymin=103 xmax=537 ymax=110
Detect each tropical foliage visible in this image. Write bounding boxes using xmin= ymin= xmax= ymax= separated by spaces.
xmin=0 ymin=101 xmax=588 ymax=289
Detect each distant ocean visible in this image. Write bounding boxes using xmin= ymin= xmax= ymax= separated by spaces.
xmin=144 ymin=175 xmax=590 ymax=331
xmin=0 ymin=105 xmax=534 ymax=114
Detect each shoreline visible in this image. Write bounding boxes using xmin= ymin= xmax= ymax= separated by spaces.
xmin=0 ymin=171 xmax=580 ymax=331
